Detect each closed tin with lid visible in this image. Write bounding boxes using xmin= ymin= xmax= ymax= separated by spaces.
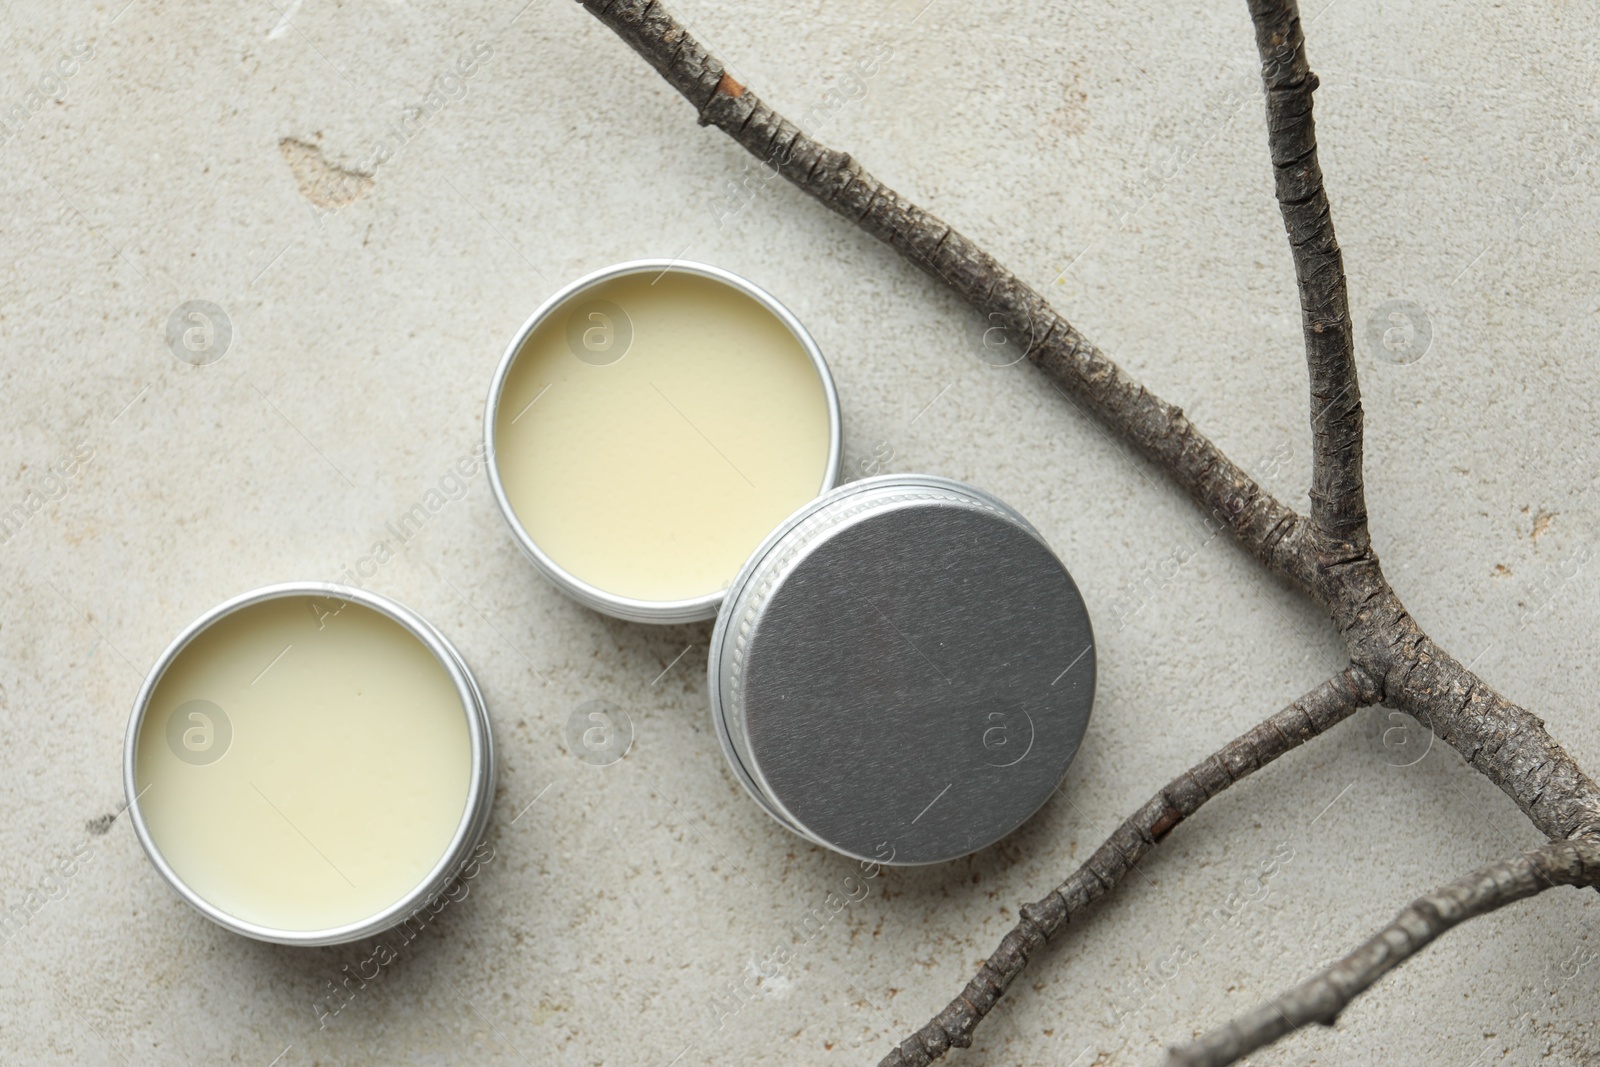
xmin=709 ymin=474 xmax=1095 ymax=865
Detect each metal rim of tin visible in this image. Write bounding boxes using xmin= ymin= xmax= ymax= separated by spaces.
xmin=122 ymin=582 xmax=496 ymax=947
xmin=483 ymin=259 xmax=844 ymax=625
xmin=707 ymin=473 xmax=1094 ymax=866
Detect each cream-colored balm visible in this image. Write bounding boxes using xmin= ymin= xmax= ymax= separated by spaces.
xmin=133 ymin=597 xmax=472 ymax=933
xmin=495 ymin=270 xmax=832 ymax=603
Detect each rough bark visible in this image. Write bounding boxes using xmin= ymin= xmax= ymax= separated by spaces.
xmin=573 ymin=0 xmax=1600 ymax=1061
xmin=1247 ymin=0 xmax=1367 ymax=547
xmin=1166 ymin=837 xmax=1600 ymax=1067
xmin=1236 ymin=0 xmax=1600 ymax=848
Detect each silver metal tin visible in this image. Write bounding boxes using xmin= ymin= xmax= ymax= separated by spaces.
xmin=122 ymin=582 xmax=496 ymax=947
xmin=484 ymin=260 xmax=843 ymax=624
xmin=709 ymin=475 xmax=1096 ymax=865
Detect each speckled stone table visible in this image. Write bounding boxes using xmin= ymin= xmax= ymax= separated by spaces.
xmin=2 ymin=0 xmax=1596 ymax=1063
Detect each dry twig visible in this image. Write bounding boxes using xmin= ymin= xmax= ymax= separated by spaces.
xmin=574 ymin=0 xmax=1600 ymax=1060
xmin=1166 ymin=837 xmax=1600 ymax=1066
xmin=883 ymin=667 xmax=1378 ymax=1065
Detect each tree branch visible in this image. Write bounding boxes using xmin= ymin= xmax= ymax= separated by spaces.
xmin=1388 ymin=633 xmax=1600 ymax=843
xmin=1246 ymin=0 xmax=1367 ymax=546
xmin=1165 ymin=836 xmax=1600 ymax=1067
xmin=573 ymin=1 xmax=1600 ymax=1061
xmin=577 ymin=0 xmax=1316 ymax=594
xmin=578 ymin=0 xmax=1600 ymax=856
xmin=1243 ymin=0 xmax=1600 ymax=845
xmin=877 ymin=666 xmax=1379 ymax=1067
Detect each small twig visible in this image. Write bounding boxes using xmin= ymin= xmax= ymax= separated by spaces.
xmin=878 ymin=666 xmax=1379 ymax=1067
xmin=1165 ymin=836 xmax=1600 ymax=1067
xmin=1247 ymin=0 xmax=1367 ymax=546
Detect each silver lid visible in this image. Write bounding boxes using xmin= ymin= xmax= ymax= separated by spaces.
xmin=708 ymin=475 xmax=1095 ymax=865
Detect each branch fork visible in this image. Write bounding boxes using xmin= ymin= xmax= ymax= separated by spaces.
xmin=575 ymin=1 xmax=1600 ymax=1062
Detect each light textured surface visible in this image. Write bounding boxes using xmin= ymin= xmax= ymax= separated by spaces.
xmin=1 ymin=0 xmax=1597 ymax=1064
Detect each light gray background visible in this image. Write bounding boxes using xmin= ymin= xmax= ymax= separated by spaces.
xmin=2 ymin=0 xmax=1597 ymax=1063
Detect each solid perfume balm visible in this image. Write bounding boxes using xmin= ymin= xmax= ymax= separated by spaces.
xmin=126 ymin=586 xmax=494 ymax=943
xmin=488 ymin=262 xmax=841 ymax=622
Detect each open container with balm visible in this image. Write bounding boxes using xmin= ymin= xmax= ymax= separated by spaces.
xmin=487 ymin=260 xmax=841 ymax=623
xmin=123 ymin=584 xmax=495 ymax=945
xmin=487 ymin=262 xmax=1095 ymax=865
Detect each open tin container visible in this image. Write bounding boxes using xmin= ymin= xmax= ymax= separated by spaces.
xmin=487 ymin=263 xmax=1095 ymax=865
xmin=122 ymin=583 xmax=495 ymax=946
xmin=485 ymin=259 xmax=843 ymax=624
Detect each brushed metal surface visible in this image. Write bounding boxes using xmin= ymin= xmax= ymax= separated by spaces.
xmin=710 ymin=475 xmax=1095 ymax=865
